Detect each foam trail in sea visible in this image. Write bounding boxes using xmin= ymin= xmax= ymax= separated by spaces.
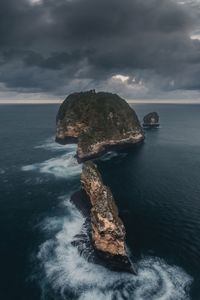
xmin=22 ymin=137 xmax=126 ymax=178
xmin=37 ymin=197 xmax=192 ymax=300
xmin=35 ymin=136 xmax=76 ymax=152
xmin=27 ymin=136 xmax=192 ymax=299
xmin=22 ymin=139 xmax=81 ymax=179
xmin=22 ymin=152 xmax=81 ymax=179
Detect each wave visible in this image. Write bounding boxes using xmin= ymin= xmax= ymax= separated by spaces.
xmin=35 ymin=136 xmax=127 ymax=163
xmin=35 ymin=136 xmax=76 ymax=152
xmin=27 ymin=136 xmax=192 ymax=299
xmin=37 ymin=197 xmax=192 ymax=300
xmin=22 ymin=144 xmax=81 ymax=179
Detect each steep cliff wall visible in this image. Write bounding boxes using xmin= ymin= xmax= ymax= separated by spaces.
xmin=79 ymin=161 xmax=136 ymax=274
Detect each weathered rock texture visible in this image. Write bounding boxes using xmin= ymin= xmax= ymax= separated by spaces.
xmin=143 ymin=112 xmax=159 ymax=127
xmin=78 ymin=161 xmax=136 ymax=274
xmin=56 ymin=90 xmax=144 ymax=162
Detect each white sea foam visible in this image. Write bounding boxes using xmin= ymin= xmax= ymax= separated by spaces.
xmin=28 ymin=137 xmax=192 ymax=299
xmin=35 ymin=136 xmax=76 ymax=152
xmin=22 ymin=146 xmax=81 ymax=179
xmin=37 ymin=198 xmax=192 ymax=300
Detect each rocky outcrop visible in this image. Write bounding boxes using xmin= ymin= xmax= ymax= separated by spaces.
xmin=56 ymin=90 xmax=144 ymax=162
xmin=56 ymin=90 xmax=138 ymax=273
xmin=76 ymin=161 xmax=137 ymax=274
xmin=143 ymin=112 xmax=159 ymax=127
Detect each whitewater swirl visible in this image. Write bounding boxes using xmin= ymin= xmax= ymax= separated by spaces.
xmin=22 ymin=137 xmax=193 ymax=300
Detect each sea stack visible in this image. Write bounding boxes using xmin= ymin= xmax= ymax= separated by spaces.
xmin=56 ymin=90 xmax=144 ymax=162
xmin=56 ymin=90 xmax=139 ymax=274
xmin=78 ymin=161 xmax=137 ymax=274
xmin=143 ymin=112 xmax=159 ymax=128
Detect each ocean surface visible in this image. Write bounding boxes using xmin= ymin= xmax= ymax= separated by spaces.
xmin=1 ymin=104 xmax=200 ymax=300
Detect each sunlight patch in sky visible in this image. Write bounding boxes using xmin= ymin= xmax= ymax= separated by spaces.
xmin=29 ymin=0 xmax=41 ymax=4
xmin=190 ymin=34 xmax=200 ymax=40
xmin=112 ymin=75 xmax=129 ymax=83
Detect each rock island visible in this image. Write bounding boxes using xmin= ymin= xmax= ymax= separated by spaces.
xmin=56 ymin=90 xmax=144 ymax=162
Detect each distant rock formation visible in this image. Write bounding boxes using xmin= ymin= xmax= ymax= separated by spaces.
xmin=143 ymin=112 xmax=159 ymax=128
xmin=56 ymin=90 xmax=144 ymax=162
xmin=71 ymin=161 xmax=137 ymax=274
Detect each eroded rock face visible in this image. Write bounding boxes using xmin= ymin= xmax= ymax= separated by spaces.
xmin=56 ymin=90 xmax=144 ymax=161
xmin=79 ymin=161 xmax=136 ymax=274
xmin=143 ymin=112 xmax=159 ymax=127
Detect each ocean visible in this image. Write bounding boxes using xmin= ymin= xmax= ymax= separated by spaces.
xmin=1 ymin=104 xmax=200 ymax=300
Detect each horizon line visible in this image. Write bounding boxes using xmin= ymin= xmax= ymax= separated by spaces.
xmin=0 ymin=99 xmax=200 ymax=104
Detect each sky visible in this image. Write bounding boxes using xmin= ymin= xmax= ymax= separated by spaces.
xmin=1 ymin=0 xmax=200 ymax=102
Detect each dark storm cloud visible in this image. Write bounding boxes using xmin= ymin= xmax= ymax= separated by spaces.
xmin=0 ymin=0 xmax=200 ymax=98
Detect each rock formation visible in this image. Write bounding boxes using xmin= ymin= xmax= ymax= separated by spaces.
xmin=56 ymin=90 xmax=144 ymax=162
xmin=143 ymin=112 xmax=159 ymax=127
xmin=56 ymin=90 xmax=139 ymax=274
xmin=74 ymin=161 xmax=137 ymax=274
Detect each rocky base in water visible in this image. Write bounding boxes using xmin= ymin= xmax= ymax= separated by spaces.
xmin=71 ymin=192 xmax=137 ymax=274
xmin=70 ymin=162 xmax=137 ymax=274
xmin=56 ymin=90 xmax=144 ymax=162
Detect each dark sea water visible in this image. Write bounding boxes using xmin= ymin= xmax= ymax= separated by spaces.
xmin=1 ymin=104 xmax=200 ymax=300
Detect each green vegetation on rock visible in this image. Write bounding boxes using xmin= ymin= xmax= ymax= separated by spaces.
xmin=56 ymin=90 xmax=144 ymax=161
